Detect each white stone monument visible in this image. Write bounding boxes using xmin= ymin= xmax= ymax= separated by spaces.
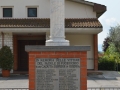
xmin=46 ymin=0 xmax=69 ymax=46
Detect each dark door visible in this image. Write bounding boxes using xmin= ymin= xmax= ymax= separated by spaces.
xmin=18 ymin=40 xmax=45 ymax=71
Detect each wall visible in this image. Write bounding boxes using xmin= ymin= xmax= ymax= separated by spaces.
xmin=0 ymin=33 xmax=2 ymax=49
xmin=0 ymin=33 xmax=2 ymax=73
xmin=65 ymin=1 xmax=96 ymax=18
xmin=0 ymin=0 xmax=96 ymax=18
xmin=66 ymin=34 xmax=94 ymax=69
xmin=4 ymin=33 xmax=13 ymax=52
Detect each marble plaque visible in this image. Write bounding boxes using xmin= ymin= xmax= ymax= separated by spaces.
xmin=36 ymin=58 xmax=80 ymax=90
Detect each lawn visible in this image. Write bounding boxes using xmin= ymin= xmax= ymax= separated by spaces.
xmin=118 ymin=72 xmax=120 ymax=74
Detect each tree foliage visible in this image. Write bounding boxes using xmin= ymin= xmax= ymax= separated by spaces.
xmin=105 ymin=43 xmax=119 ymax=61
xmin=99 ymin=43 xmax=120 ymax=70
xmin=109 ymin=25 xmax=120 ymax=52
xmin=102 ymin=37 xmax=111 ymax=52
xmin=100 ymin=25 xmax=120 ymax=71
xmin=103 ymin=24 xmax=120 ymax=52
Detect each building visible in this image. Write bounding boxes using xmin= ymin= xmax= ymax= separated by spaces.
xmin=0 ymin=0 xmax=106 ymax=73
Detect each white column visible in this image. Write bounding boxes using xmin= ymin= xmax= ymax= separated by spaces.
xmin=46 ymin=0 xmax=69 ymax=46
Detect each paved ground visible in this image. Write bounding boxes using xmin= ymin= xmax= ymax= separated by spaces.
xmin=0 ymin=71 xmax=120 ymax=88
xmin=0 ymin=74 xmax=28 ymax=88
xmin=87 ymin=71 xmax=120 ymax=87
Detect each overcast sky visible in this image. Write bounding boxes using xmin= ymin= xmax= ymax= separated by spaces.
xmin=86 ymin=0 xmax=120 ymax=51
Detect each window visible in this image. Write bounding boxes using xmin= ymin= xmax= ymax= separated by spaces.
xmin=3 ymin=8 xmax=12 ymax=17
xmin=28 ymin=8 xmax=37 ymax=17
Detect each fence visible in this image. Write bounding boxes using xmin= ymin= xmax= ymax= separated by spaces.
xmin=0 ymin=88 xmax=120 ymax=90
xmin=88 ymin=87 xmax=120 ymax=90
xmin=0 ymin=88 xmax=29 ymax=90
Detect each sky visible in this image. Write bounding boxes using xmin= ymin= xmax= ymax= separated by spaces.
xmin=86 ymin=0 xmax=120 ymax=51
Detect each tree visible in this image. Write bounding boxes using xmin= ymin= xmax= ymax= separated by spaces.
xmin=109 ymin=25 xmax=120 ymax=52
xmin=101 ymin=25 xmax=120 ymax=70
xmin=102 ymin=37 xmax=111 ymax=52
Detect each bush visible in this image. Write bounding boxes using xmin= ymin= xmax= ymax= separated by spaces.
xmin=99 ymin=43 xmax=120 ymax=71
xmin=119 ymin=63 xmax=120 ymax=71
xmin=98 ymin=57 xmax=116 ymax=70
xmin=0 ymin=46 xmax=14 ymax=70
xmin=116 ymin=63 xmax=120 ymax=71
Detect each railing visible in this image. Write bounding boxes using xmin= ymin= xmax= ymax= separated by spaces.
xmin=88 ymin=87 xmax=120 ymax=90
xmin=0 ymin=88 xmax=120 ymax=90
xmin=0 ymin=89 xmax=29 ymax=90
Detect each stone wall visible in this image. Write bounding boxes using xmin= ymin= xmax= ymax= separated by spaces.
xmin=4 ymin=33 xmax=13 ymax=52
xmin=0 ymin=33 xmax=2 ymax=49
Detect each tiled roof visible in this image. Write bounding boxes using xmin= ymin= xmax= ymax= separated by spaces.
xmin=65 ymin=18 xmax=102 ymax=28
xmin=0 ymin=18 xmax=102 ymax=28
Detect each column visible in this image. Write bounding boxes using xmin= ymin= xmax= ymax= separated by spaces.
xmin=94 ymin=34 xmax=98 ymax=70
xmin=46 ymin=0 xmax=69 ymax=46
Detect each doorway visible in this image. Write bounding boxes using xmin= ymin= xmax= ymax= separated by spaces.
xmin=17 ymin=40 xmax=45 ymax=71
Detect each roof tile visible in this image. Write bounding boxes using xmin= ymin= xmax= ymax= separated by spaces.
xmin=0 ymin=18 xmax=102 ymax=28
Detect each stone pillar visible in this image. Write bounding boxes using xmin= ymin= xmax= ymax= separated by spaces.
xmin=46 ymin=0 xmax=69 ymax=46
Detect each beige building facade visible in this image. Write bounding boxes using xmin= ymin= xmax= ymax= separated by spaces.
xmin=0 ymin=0 xmax=106 ymax=73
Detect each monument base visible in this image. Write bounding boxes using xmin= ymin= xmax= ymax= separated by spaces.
xmin=25 ymin=46 xmax=90 ymax=90
xmin=46 ymin=39 xmax=69 ymax=46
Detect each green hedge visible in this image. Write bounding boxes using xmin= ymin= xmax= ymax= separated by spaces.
xmin=116 ymin=63 xmax=120 ymax=71
xmin=98 ymin=57 xmax=116 ymax=70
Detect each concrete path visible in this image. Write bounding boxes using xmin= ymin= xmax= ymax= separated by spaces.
xmin=0 ymin=71 xmax=120 ymax=88
xmin=87 ymin=71 xmax=120 ymax=87
xmin=0 ymin=74 xmax=28 ymax=88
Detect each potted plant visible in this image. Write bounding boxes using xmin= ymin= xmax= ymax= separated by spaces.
xmin=0 ymin=46 xmax=13 ymax=77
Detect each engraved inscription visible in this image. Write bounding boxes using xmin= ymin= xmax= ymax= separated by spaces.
xmin=36 ymin=58 xmax=80 ymax=90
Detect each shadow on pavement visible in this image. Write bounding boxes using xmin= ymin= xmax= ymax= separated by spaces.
xmin=0 ymin=74 xmax=28 ymax=80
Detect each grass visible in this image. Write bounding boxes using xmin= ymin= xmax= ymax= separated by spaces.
xmin=118 ymin=72 xmax=120 ymax=74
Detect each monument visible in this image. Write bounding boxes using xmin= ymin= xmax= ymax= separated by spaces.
xmin=25 ymin=0 xmax=90 ymax=90
xmin=46 ymin=0 xmax=69 ymax=46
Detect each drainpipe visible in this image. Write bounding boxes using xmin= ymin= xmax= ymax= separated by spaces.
xmin=1 ymin=32 xmax=4 ymax=47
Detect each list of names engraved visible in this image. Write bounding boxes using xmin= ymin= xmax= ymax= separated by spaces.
xmin=36 ymin=58 xmax=80 ymax=90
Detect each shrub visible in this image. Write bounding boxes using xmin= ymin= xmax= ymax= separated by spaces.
xmin=98 ymin=57 xmax=116 ymax=70
xmin=0 ymin=46 xmax=14 ymax=70
xmin=116 ymin=63 xmax=120 ymax=71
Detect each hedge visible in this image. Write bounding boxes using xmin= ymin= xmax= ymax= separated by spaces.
xmin=98 ymin=57 xmax=116 ymax=71
xmin=116 ymin=63 xmax=120 ymax=71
